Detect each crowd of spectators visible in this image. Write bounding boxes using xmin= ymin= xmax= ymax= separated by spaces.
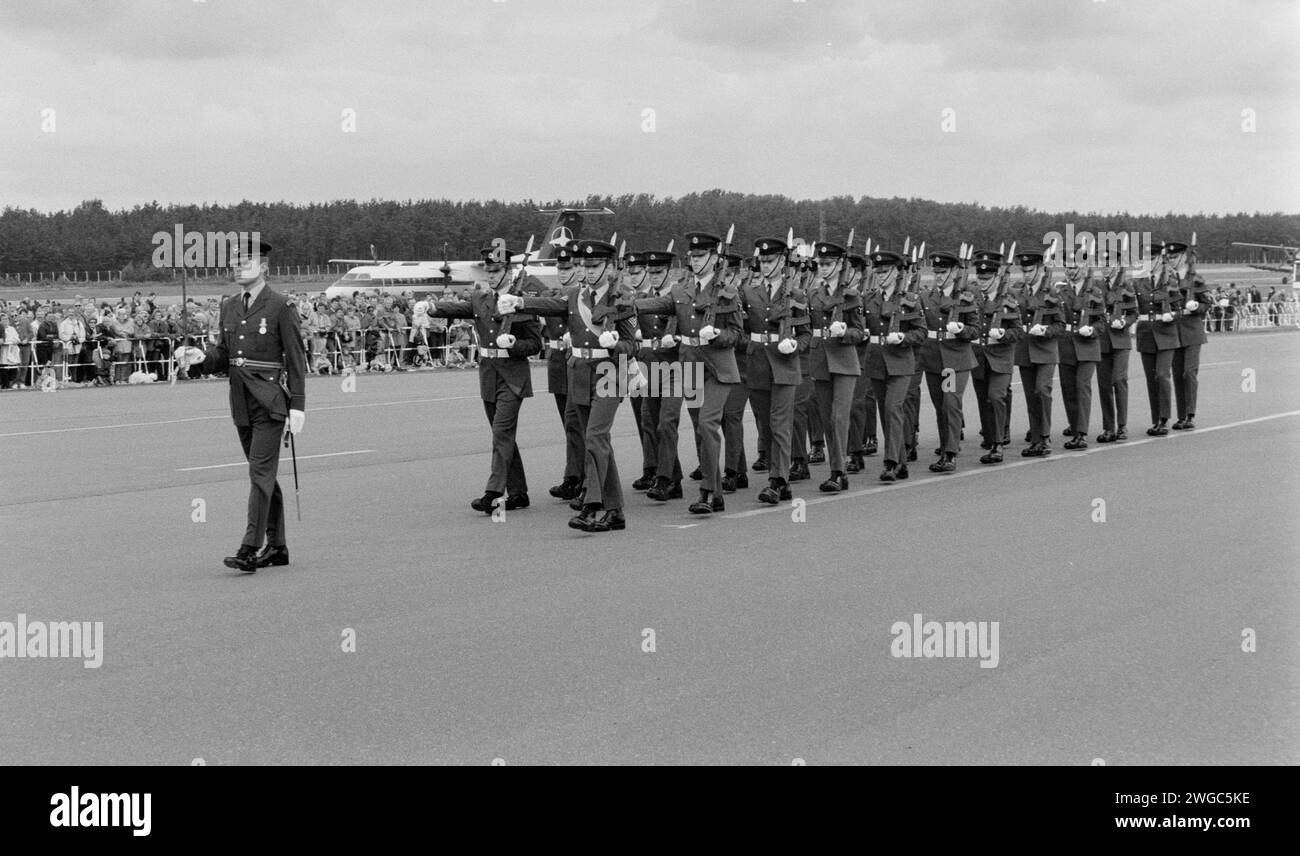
xmin=1203 ymin=283 xmax=1294 ymax=332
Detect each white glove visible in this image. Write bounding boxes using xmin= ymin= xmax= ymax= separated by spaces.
xmin=561 ymin=332 xmax=571 ymax=349
xmin=1110 ymin=318 xmax=1124 ymax=329
xmin=1077 ymin=325 xmax=1094 ymax=337
xmin=598 ymin=330 xmax=619 ymax=348
xmin=886 ymin=331 xmax=905 ymax=345
xmin=495 ymin=333 xmax=516 ymax=349
xmin=987 ymin=327 xmax=1004 ymax=341
xmin=828 ymin=320 xmax=847 ymax=337
xmin=182 ymin=346 xmax=206 ymax=365
xmin=658 ymin=333 xmax=676 ymax=349
xmin=1160 ymin=312 xmax=1174 ymax=323
xmin=496 ymin=294 xmax=520 ymax=315
xmin=946 ymin=321 xmax=963 ymax=335
xmin=777 ymin=337 xmax=797 ymax=355
xmin=1184 ymin=300 xmax=1199 ymax=312
xmin=1029 ymin=324 xmax=1046 ymax=336
xmin=633 ymin=328 xmax=644 ymax=342
xmin=698 ymin=324 xmax=718 ymax=343
xmin=288 ymin=409 xmax=305 ymax=435
xmin=1217 ymin=298 xmax=1230 ymax=307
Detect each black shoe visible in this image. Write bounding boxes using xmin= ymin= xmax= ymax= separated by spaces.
xmin=734 ymin=472 xmax=748 ymax=489
xmin=1024 ymin=430 xmax=1033 ymax=443
xmin=1171 ymin=418 xmax=1187 ymax=430
xmin=224 ymin=545 xmax=258 ymax=573
xmin=1146 ymin=423 xmax=1169 ymax=436
xmin=632 ymin=469 xmax=656 ymax=490
xmin=980 ymin=436 xmax=992 ymax=450
xmin=933 ymin=447 xmax=943 ymax=457
xmin=757 ymin=478 xmax=790 ymax=504
xmin=1021 ymin=442 xmax=1051 ymax=457
xmin=1181 ymin=417 xmax=1195 ymax=430
xmin=689 ymin=490 xmax=724 ymax=514
xmin=504 ymin=493 xmax=529 ymax=510
xmin=863 ymin=439 xmax=878 ymax=456
xmin=809 ymin=444 xmax=826 ymax=464
xmin=647 ymin=477 xmax=674 ymax=502
xmin=548 ymin=476 xmax=582 ymax=500
xmin=254 ymin=544 xmax=289 ymax=568
xmin=928 ymin=454 xmax=956 ymax=473
xmin=1096 ymin=430 xmax=1116 ymax=443
xmin=569 ymin=490 xmax=587 ymax=511
xmin=1063 ymin=437 xmax=1087 ymax=450
xmin=879 ymin=462 xmax=898 ymax=482
xmin=568 ymin=503 xmax=602 ymax=531
xmin=819 ymin=471 xmax=848 ymax=492
xmin=788 ymin=460 xmax=810 ymax=482
xmin=751 ymin=454 xmax=769 ymax=472
xmin=585 ymin=508 xmax=625 ymax=532
xmin=721 ymin=469 xmax=738 ymax=493
xmin=846 ymin=453 xmax=862 ymax=473
xmin=471 ymin=491 xmax=504 ymax=514
xmin=1000 ymin=435 xmax=1011 ymax=446
xmin=979 ymin=446 xmax=1003 ymax=465
xmin=689 ymin=466 xmax=703 ymax=481
xmin=905 ymin=445 xmax=917 ymax=462
xmin=1063 ymin=427 xmax=1075 ymax=438
xmin=895 ymin=464 xmax=909 ymax=480
xmin=1115 ymin=427 xmax=1127 ymax=441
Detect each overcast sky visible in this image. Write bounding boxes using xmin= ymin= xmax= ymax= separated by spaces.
xmin=2 ymin=0 xmax=1297 ymax=215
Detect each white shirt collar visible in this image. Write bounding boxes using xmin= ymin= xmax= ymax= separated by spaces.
xmin=241 ymin=281 xmax=266 ymax=305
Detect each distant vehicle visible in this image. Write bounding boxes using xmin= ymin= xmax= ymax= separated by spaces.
xmin=1232 ymin=241 xmax=1300 ymax=285
xmin=322 ymin=207 xmax=613 ymax=300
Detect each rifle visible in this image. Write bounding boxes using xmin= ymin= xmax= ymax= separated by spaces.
xmin=702 ymin=223 xmax=735 ymax=329
xmin=497 ymin=233 xmax=535 ymax=339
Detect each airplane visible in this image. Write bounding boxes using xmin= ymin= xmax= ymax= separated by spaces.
xmin=322 ymin=206 xmax=614 ymax=299
xmin=1231 ymin=241 xmax=1300 ymax=284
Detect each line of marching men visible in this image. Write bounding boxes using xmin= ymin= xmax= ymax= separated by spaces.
xmin=424 ymin=232 xmax=1210 ymax=533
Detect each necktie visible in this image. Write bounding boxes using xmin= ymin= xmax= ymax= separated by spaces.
xmin=583 ymin=288 xmax=594 ymax=311
xmin=242 ymin=293 xmax=250 ymax=313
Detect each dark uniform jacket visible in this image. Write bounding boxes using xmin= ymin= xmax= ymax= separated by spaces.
xmin=1013 ymin=282 xmax=1066 ymax=366
xmin=1099 ymin=277 xmax=1139 ymax=353
xmin=635 ymin=272 xmax=743 ymax=384
xmin=917 ymin=284 xmax=981 ymax=372
xmin=430 ymin=289 xmax=542 ymax=401
xmin=973 ymin=282 xmax=1023 ymax=375
xmin=862 ymin=288 xmax=928 ymax=378
xmin=635 ymin=281 xmax=680 ymax=365
xmin=523 ymin=283 xmax=638 ymax=406
xmin=1175 ymin=275 xmax=1213 ymax=347
xmin=739 ymin=275 xmax=809 ymax=389
xmin=1056 ymin=279 xmax=1106 ymax=363
xmin=806 ymin=279 xmax=866 ymax=379
xmin=202 ymin=285 xmax=307 ymax=426
xmin=1134 ymin=276 xmax=1183 ymax=352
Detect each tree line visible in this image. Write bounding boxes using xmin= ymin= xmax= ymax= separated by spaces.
xmin=1 ymin=192 xmax=1297 ymax=274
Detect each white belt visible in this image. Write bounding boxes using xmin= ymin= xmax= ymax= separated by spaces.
xmin=479 ymin=347 xmax=510 ymax=358
xmin=546 ymin=339 xmax=565 ymax=349
xmin=677 ymin=336 xmax=702 ymax=347
xmin=811 ymin=329 xmax=826 ymax=338
xmin=926 ymin=330 xmax=942 ymax=339
xmin=1137 ymin=313 xmax=1153 ymax=321
xmin=571 ymin=347 xmax=610 ymax=359
xmin=749 ymin=332 xmax=779 ymax=343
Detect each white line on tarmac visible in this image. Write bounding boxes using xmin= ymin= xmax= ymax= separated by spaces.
xmin=177 ymin=449 xmax=376 ymax=471
xmin=723 ymin=408 xmax=1300 ymax=520
xmin=0 ymin=395 xmax=477 ymax=438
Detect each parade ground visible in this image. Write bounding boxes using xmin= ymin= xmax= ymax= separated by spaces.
xmin=2 ymin=329 xmax=1296 ymax=765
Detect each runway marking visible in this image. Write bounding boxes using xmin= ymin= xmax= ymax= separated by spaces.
xmin=0 ymin=395 xmax=477 ymax=438
xmin=724 ymin=408 xmax=1300 ymax=519
xmin=662 ymin=523 xmax=701 ymax=529
xmin=178 ymin=450 xmax=375 ymax=471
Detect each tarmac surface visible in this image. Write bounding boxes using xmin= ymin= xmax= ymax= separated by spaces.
xmin=1 ymin=329 xmax=1296 ymax=765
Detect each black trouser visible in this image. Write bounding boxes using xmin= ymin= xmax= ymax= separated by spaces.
xmin=686 ymin=378 xmax=734 ymax=493
xmin=1173 ymin=344 xmax=1201 ymax=419
xmin=631 ymin=395 xmax=655 ymax=472
xmin=235 ymin=399 xmax=287 ymax=549
xmin=815 ymin=374 xmax=856 ymax=472
xmin=925 ymin=368 xmax=970 ymax=454
xmin=574 ymin=393 xmax=625 ymax=510
xmin=791 ymin=376 xmax=813 ymax=461
xmin=483 ymin=388 xmax=526 ymax=496
xmin=871 ymin=374 xmax=911 ymax=465
xmin=1059 ymin=360 xmax=1097 ymax=435
xmin=1097 ymin=349 xmax=1130 ymax=432
xmin=1141 ymin=349 xmax=1174 ymax=422
xmin=749 ymin=384 xmax=796 ymax=479
xmin=904 ymin=367 xmax=923 ymax=448
xmin=973 ymin=362 xmax=1012 ymax=447
xmin=652 ymin=394 xmax=685 ymax=482
xmin=722 ymin=383 xmax=748 ymax=473
xmin=554 ymin=393 xmax=584 ymax=480
xmin=848 ymin=371 xmax=878 ymax=451
xmin=1018 ymin=363 xmax=1054 ymax=442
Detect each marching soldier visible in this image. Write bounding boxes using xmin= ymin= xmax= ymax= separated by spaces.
xmin=1012 ymin=248 xmax=1065 ymax=457
xmin=846 ymin=250 xmax=880 ymax=472
xmin=427 ymin=241 xmax=544 ymax=513
xmin=1134 ymin=243 xmax=1182 ymax=436
xmin=739 ymin=236 xmax=810 ymax=504
xmin=188 ymin=240 xmax=307 ymax=573
xmin=919 ymin=250 xmax=982 ymax=472
xmin=720 ymin=252 xmax=752 ymax=492
xmin=540 ymin=242 xmax=585 ymax=501
xmin=788 ymin=249 xmax=816 ymax=482
xmin=635 ymin=231 xmax=744 ymax=514
xmin=627 ymin=249 xmax=686 ymax=499
xmin=504 ymin=239 xmax=639 ymax=531
xmin=1096 ymin=254 xmax=1138 ymax=443
xmin=969 ymin=250 xmax=1021 ymax=464
xmin=1168 ymin=241 xmax=1212 ymax=430
xmin=807 ymin=241 xmax=866 ymax=491
xmin=861 ymin=250 xmax=928 ymax=481
xmin=1056 ymin=258 xmax=1106 ymax=450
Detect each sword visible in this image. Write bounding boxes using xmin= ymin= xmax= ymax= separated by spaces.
xmin=283 ymin=426 xmax=301 ymax=522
